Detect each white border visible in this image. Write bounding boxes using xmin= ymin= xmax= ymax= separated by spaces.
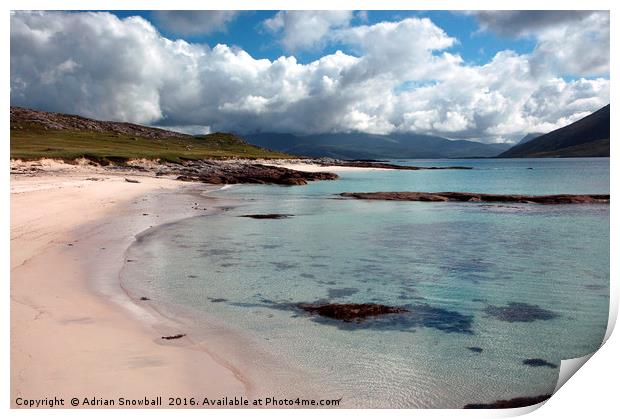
xmin=3 ymin=1 xmax=617 ymax=418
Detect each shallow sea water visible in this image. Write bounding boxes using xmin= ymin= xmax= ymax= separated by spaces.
xmin=122 ymin=158 xmax=609 ymax=408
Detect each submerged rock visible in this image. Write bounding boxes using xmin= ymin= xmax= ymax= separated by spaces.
xmin=226 ymin=297 xmax=473 ymax=333
xmin=484 ymin=302 xmax=558 ymax=323
xmin=340 ymin=191 xmax=609 ymax=204
xmin=297 ymin=302 xmax=409 ymax=323
xmin=523 ymin=358 xmax=558 ymax=368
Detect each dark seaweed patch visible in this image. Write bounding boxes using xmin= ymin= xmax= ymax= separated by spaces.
xmin=297 ymin=302 xmax=473 ymax=334
xmin=208 ymin=297 xmax=228 ymax=303
xmin=223 ymin=296 xmax=474 ymax=334
xmin=409 ymin=304 xmax=474 ymax=334
xmin=239 ymin=214 xmax=294 ymax=219
xmin=297 ymin=303 xmax=407 ymax=322
xmin=484 ymin=302 xmax=558 ymax=322
xmin=161 ymin=334 xmax=185 ymax=340
xmin=523 ymin=358 xmax=558 ymax=368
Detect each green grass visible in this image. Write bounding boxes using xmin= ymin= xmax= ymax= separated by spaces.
xmin=10 ymin=123 xmax=293 ymax=163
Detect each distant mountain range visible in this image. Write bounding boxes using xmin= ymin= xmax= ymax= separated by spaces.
xmin=500 ymin=105 xmax=610 ymax=158
xmin=243 ymin=132 xmax=511 ymax=159
xmin=12 ymin=104 xmax=610 ymax=162
xmin=246 ymin=105 xmax=610 ymax=159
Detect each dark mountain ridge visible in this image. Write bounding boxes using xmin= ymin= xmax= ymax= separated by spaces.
xmin=500 ymin=105 xmax=610 ymax=158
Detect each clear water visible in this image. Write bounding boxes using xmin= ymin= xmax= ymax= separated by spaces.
xmin=122 ymin=158 xmax=609 ymax=408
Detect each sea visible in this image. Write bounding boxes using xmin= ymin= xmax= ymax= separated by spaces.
xmin=121 ymin=158 xmax=610 ymax=408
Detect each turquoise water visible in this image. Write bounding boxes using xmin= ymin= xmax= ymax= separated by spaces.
xmin=122 ymin=158 xmax=609 ymax=408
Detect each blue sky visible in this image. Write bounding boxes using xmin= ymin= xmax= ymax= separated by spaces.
xmin=11 ymin=10 xmax=610 ymax=141
xmin=109 ymin=10 xmax=537 ymax=66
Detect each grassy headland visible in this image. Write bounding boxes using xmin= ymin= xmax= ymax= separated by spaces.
xmin=10 ymin=107 xmax=293 ymax=163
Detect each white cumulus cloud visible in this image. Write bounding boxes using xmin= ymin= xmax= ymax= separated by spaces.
xmin=264 ymin=11 xmax=353 ymax=51
xmin=10 ymin=11 xmax=610 ymax=142
xmin=470 ymin=11 xmax=610 ymax=77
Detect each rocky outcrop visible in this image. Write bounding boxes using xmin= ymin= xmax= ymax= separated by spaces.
xmin=340 ymin=192 xmax=609 ymax=204
xmin=297 ymin=303 xmax=409 ymax=322
xmin=175 ymin=161 xmax=338 ymax=185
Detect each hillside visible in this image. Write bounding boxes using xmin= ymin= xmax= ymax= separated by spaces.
xmin=516 ymin=133 xmax=544 ymax=146
xmin=500 ymin=105 xmax=610 ymax=158
xmin=244 ymin=132 xmax=510 ymax=159
xmin=10 ymin=107 xmax=293 ymax=163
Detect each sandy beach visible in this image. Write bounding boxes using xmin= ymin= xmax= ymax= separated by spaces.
xmin=255 ymin=159 xmax=391 ymax=173
xmin=10 ymin=160 xmax=248 ymax=407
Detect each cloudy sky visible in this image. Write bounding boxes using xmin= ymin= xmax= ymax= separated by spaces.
xmin=10 ymin=10 xmax=610 ymax=142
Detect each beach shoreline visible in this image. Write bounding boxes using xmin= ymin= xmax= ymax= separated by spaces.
xmin=10 ymin=162 xmax=250 ymax=407
xmin=10 ymin=157 xmax=386 ymax=408
xmin=11 ymin=157 xmax=607 ymax=409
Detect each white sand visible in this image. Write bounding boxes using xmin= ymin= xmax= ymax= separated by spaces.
xmin=253 ymin=159 xmax=392 ymax=172
xmin=11 ymin=163 xmax=248 ymax=407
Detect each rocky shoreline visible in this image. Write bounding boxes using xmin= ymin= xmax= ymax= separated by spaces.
xmin=340 ymin=191 xmax=610 ymax=204
xmin=11 ymin=157 xmax=478 ymax=186
xmin=11 ymin=158 xmax=339 ymax=186
xmin=171 ymin=160 xmax=338 ymax=185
